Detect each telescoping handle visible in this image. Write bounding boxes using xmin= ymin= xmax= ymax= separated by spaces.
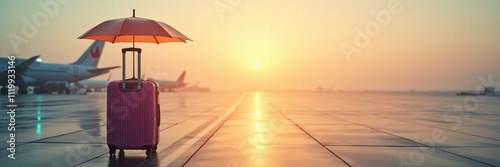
xmin=121 ymin=47 xmax=142 ymax=90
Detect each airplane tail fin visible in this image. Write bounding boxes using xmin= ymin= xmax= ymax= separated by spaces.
xmin=71 ymin=40 xmax=105 ymax=67
xmin=107 ymin=74 xmax=112 ymax=82
xmin=177 ymin=71 xmax=186 ymax=83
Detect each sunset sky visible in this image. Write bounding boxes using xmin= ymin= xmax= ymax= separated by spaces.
xmin=1 ymin=0 xmax=499 ymax=91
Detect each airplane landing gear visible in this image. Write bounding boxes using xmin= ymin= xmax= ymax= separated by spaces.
xmin=34 ymin=87 xmax=49 ymax=94
xmin=64 ymin=88 xmax=71 ymax=95
xmin=18 ymin=86 xmax=28 ymax=95
xmin=0 ymin=87 xmax=7 ymax=95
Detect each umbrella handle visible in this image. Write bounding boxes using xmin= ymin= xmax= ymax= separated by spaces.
xmin=121 ymin=47 xmax=142 ymax=90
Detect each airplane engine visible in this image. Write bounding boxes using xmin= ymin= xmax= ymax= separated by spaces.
xmin=43 ymin=81 xmax=71 ymax=94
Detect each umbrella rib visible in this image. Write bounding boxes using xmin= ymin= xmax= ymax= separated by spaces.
xmin=153 ymin=36 xmax=159 ymax=44
xmin=112 ymin=35 xmax=118 ymax=44
xmin=118 ymin=19 xmax=127 ymax=38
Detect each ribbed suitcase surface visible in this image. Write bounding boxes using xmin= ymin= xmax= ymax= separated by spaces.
xmin=107 ymin=80 xmax=159 ymax=149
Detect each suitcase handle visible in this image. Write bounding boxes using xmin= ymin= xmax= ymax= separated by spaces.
xmin=121 ymin=47 xmax=142 ymax=89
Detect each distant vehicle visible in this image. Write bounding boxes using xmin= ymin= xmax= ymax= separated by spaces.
xmin=146 ymin=71 xmax=188 ymax=92
xmin=456 ymin=87 xmax=495 ymax=96
xmin=456 ymin=91 xmax=476 ymax=96
xmin=0 ymin=40 xmax=119 ymax=94
xmin=72 ymin=74 xmax=112 ymax=92
xmin=178 ymin=81 xmax=210 ymax=92
xmin=317 ymin=85 xmax=334 ymax=92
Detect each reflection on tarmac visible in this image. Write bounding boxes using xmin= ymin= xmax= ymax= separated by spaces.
xmin=1 ymin=92 xmax=500 ymax=166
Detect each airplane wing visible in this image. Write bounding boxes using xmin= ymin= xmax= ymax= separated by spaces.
xmin=17 ymin=55 xmax=40 ymax=69
xmin=87 ymin=66 xmax=120 ymax=73
xmin=0 ymin=55 xmax=39 ymax=85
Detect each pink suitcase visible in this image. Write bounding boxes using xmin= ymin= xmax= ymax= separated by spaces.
xmin=107 ymin=48 xmax=160 ymax=156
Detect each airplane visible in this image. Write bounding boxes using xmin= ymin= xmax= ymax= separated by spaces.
xmin=177 ymin=81 xmax=210 ymax=92
xmin=145 ymin=71 xmax=188 ymax=92
xmin=72 ymin=74 xmax=112 ymax=92
xmin=0 ymin=40 xmax=120 ymax=94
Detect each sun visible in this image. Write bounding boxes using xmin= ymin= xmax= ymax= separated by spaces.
xmin=254 ymin=61 xmax=261 ymax=68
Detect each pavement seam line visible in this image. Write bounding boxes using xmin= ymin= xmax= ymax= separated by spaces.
xmin=158 ymin=93 xmax=246 ymax=166
xmin=180 ymin=94 xmax=248 ymax=166
xmin=134 ymin=94 xmax=242 ymax=167
xmin=265 ymin=97 xmax=352 ymax=167
xmin=287 ymin=98 xmax=497 ymax=167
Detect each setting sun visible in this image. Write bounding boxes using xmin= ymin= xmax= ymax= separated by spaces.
xmin=254 ymin=61 xmax=261 ymax=68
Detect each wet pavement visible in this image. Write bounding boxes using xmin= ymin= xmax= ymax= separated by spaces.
xmin=1 ymin=92 xmax=499 ymax=167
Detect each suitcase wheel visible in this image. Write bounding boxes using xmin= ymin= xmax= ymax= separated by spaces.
xmin=119 ymin=150 xmax=125 ymax=157
xmin=146 ymin=148 xmax=157 ymax=156
xmin=108 ymin=145 xmax=117 ymax=156
xmin=109 ymin=148 xmax=116 ymax=156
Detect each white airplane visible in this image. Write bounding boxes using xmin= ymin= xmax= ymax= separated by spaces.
xmin=0 ymin=40 xmax=119 ymax=94
xmin=145 ymin=71 xmax=188 ymax=92
xmin=72 ymin=74 xmax=112 ymax=92
xmin=178 ymin=81 xmax=210 ymax=92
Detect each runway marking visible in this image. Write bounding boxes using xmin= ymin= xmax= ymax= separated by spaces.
xmin=159 ymin=94 xmax=246 ymax=166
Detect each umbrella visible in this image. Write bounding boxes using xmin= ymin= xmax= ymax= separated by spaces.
xmin=78 ymin=9 xmax=191 ymax=88
xmin=78 ymin=9 xmax=191 ymax=44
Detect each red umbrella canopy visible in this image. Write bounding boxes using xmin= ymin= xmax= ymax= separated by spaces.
xmin=78 ymin=16 xmax=191 ymax=44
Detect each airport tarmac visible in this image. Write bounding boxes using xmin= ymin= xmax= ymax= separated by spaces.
xmin=1 ymin=91 xmax=500 ymax=167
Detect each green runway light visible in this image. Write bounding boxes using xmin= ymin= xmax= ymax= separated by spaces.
xmin=36 ymin=123 xmax=42 ymax=134
xmin=37 ymin=109 xmax=42 ymax=134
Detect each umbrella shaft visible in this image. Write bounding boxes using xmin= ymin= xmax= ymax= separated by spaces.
xmin=132 ymin=54 xmax=135 ymax=78
xmin=132 ymin=35 xmax=135 ymax=78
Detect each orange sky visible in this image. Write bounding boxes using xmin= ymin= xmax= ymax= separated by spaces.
xmin=1 ymin=0 xmax=499 ymax=91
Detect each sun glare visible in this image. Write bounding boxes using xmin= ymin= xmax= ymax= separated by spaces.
xmin=254 ymin=61 xmax=261 ymax=68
